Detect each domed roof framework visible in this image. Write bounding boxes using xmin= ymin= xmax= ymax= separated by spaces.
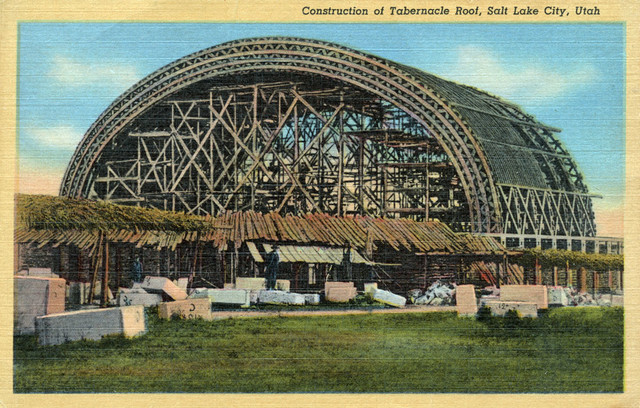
xmin=60 ymin=37 xmax=597 ymax=243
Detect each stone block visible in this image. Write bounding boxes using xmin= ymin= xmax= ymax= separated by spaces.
xmin=276 ymin=280 xmax=290 ymax=292
xmin=611 ymin=295 xmax=624 ymax=307
xmin=35 ymin=305 xmax=146 ymax=345
xmin=456 ymin=284 xmax=477 ymax=316
xmin=373 ymin=289 xmax=406 ymax=308
xmin=258 ymin=290 xmax=305 ymax=305
xmin=547 ymin=286 xmax=569 ymax=306
xmin=223 ymin=283 xmax=236 ymax=289
xmin=596 ymin=294 xmax=612 ymax=306
xmin=117 ymin=289 xmax=162 ymax=307
xmin=304 ymin=294 xmax=321 ymax=305
xmin=500 ymin=285 xmax=548 ymax=309
xmin=235 ymin=277 xmax=266 ymax=290
xmin=478 ymin=295 xmax=500 ymax=306
xmin=14 ymin=276 xmax=66 ymax=335
xmin=325 ymin=286 xmax=357 ymax=302
xmin=364 ymin=283 xmax=378 ymax=295
xmin=249 ymin=290 xmax=259 ymax=304
xmin=177 ymin=278 xmax=189 ymax=291
xmin=140 ymin=276 xmax=188 ymax=301
xmin=190 ymin=289 xmax=250 ymax=307
xmin=484 ymin=301 xmax=538 ymax=318
xmin=158 ymin=298 xmax=211 ymax=320
xmin=26 ymin=267 xmax=59 ymax=278
xmin=324 ymin=281 xmax=354 ymax=292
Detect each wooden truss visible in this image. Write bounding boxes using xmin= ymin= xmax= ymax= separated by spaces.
xmin=65 ymin=37 xmax=601 ymax=243
xmin=92 ymin=81 xmax=469 ymax=228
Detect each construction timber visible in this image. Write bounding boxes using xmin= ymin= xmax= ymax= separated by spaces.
xmin=59 ymin=37 xmax=615 ymax=252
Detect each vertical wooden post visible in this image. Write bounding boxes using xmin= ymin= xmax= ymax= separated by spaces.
xmin=423 ymin=256 xmax=428 ymax=290
xmin=54 ymin=246 xmax=62 ymax=279
xmin=534 ymin=257 xmax=541 ymax=285
xmin=619 ymin=270 xmax=623 ymax=291
xmin=337 ymin=106 xmax=344 ymax=216
xmin=552 ymin=266 xmax=558 ymax=287
xmin=424 ymin=157 xmax=429 ymax=221
xmin=115 ymin=244 xmax=122 ymax=289
xmin=89 ymin=234 xmax=103 ymax=304
xmin=14 ymin=241 xmax=20 ymax=275
xmin=608 ymin=270 xmax=613 ymax=292
xmin=578 ymin=267 xmax=587 ymax=294
xmin=232 ymin=244 xmax=238 ymax=284
xmin=358 ymin=137 xmax=364 ymax=215
xmin=77 ymin=249 xmax=83 ymax=282
xmin=101 ymin=240 xmax=110 ymax=308
xmin=190 ymin=235 xmax=200 ymax=287
xmin=565 ymin=261 xmax=571 ymax=287
xmin=166 ymin=247 xmax=171 ymax=277
xmin=592 ymin=270 xmax=599 ymax=295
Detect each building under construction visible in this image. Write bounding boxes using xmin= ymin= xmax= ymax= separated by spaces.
xmin=59 ymin=37 xmax=620 ymax=254
xmin=15 ymin=37 xmax=626 ymax=301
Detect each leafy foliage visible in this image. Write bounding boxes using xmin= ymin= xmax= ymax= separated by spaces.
xmin=16 ymin=193 xmax=214 ymax=233
xmin=520 ymin=248 xmax=623 ymax=271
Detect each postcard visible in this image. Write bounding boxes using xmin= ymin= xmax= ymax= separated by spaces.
xmin=2 ymin=0 xmax=637 ymax=407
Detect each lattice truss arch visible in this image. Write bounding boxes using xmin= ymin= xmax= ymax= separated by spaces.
xmin=498 ymin=185 xmax=596 ymax=237
xmin=93 ymin=81 xmax=469 ymax=228
xmin=62 ymin=37 xmax=597 ymax=237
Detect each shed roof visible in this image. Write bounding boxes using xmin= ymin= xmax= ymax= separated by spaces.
xmin=16 ymin=194 xmax=505 ymax=255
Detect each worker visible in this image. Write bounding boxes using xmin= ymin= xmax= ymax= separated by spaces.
xmin=131 ymin=256 xmax=143 ymax=284
xmin=265 ymin=245 xmax=280 ymax=290
xmin=342 ymin=241 xmax=353 ymax=281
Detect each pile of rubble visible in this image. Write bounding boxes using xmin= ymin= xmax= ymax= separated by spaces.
xmin=550 ymin=287 xmax=623 ymax=307
xmin=409 ymin=280 xmax=456 ymax=306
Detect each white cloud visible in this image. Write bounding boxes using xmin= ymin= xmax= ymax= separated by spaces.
xmin=26 ymin=125 xmax=84 ymax=150
xmin=48 ymin=55 xmax=141 ymax=89
xmin=447 ymin=46 xmax=597 ymax=102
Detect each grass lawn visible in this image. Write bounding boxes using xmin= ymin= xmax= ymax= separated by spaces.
xmin=14 ymin=307 xmax=623 ymax=393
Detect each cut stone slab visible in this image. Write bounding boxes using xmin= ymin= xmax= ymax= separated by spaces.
xmin=547 ymin=286 xmax=569 ymax=307
xmin=249 ymin=290 xmax=259 ymax=305
xmin=325 ymin=286 xmax=357 ymax=302
xmin=140 ymin=276 xmax=188 ymax=301
xmin=258 ymin=290 xmax=305 ymax=305
xmin=500 ymin=285 xmax=548 ymax=309
xmin=14 ymin=276 xmax=66 ymax=335
xmin=373 ymin=289 xmax=406 ymax=308
xmin=35 ymin=305 xmax=146 ymax=345
xmin=276 ymin=280 xmax=290 ymax=292
xmin=478 ymin=295 xmax=500 ymax=307
xmin=456 ymin=284 xmax=477 ymax=316
xmin=22 ymin=267 xmax=60 ymax=278
xmin=234 ymin=278 xmax=290 ymax=292
xmin=325 ymin=281 xmax=355 ymax=292
xmin=158 ymin=298 xmax=211 ymax=320
xmin=223 ymin=283 xmax=236 ymax=289
xmin=364 ymin=283 xmax=378 ymax=296
xmin=611 ymin=295 xmax=624 ymax=307
xmin=304 ymin=294 xmax=321 ymax=305
xmin=484 ymin=301 xmax=538 ymax=318
xmin=235 ymin=277 xmax=266 ymax=290
xmin=117 ymin=289 xmax=162 ymax=307
xmin=190 ymin=289 xmax=250 ymax=307
xmin=596 ymin=294 xmax=612 ymax=306
xmin=177 ymin=278 xmax=189 ymax=291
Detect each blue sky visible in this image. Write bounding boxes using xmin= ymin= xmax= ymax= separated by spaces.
xmin=17 ymin=23 xmax=625 ymax=235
